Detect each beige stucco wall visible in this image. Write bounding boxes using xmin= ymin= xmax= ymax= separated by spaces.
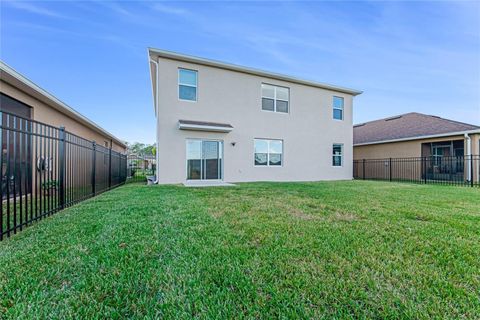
xmin=155 ymin=57 xmax=356 ymax=184
xmin=353 ymin=134 xmax=477 ymax=160
xmin=471 ymin=133 xmax=480 ymax=155
xmin=1 ymin=80 xmax=125 ymax=153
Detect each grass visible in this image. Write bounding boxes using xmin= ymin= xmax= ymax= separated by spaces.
xmin=1 ymin=186 xmax=111 ymax=235
xmin=0 ymin=181 xmax=479 ymax=319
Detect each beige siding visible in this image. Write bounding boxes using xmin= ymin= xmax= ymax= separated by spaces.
xmin=354 ymin=140 xmax=422 ymax=159
xmin=1 ymin=80 xmax=125 ymax=152
xmin=156 ymin=57 xmax=355 ymax=184
xmin=353 ymin=134 xmax=473 ymax=160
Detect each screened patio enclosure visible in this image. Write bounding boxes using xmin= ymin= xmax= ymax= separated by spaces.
xmin=421 ymin=140 xmax=465 ymax=181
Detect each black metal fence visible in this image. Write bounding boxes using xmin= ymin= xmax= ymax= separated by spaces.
xmin=354 ymin=155 xmax=480 ymax=187
xmin=126 ymin=154 xmax=156 ymax=183
xmin=1 ymin=111 xmax=127 ymax=240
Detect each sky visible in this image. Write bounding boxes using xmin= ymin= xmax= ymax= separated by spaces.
xmin=1 ymin=1 xmax=479 ymax=144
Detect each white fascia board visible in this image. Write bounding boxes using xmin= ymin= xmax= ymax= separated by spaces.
xmin=354 ymin=129 xmax=480 ymax=146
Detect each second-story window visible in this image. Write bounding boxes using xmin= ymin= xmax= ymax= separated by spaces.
xmin=333 ymin=96 xmax=344 ymax=120
xmin=261 ymin=84 xmax=289 ymax=113
xmin=179 ymin=68 xmax=197 ymax=101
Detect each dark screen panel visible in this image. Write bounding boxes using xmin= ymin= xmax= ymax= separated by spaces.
xmin=0 ymin=93 xmax=32 ymax=119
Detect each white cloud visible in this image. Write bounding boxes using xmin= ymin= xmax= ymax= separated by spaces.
xmin=4 ymin=0 xmax=66 ymax=18
xmin=151 ymin=3 xmax=190 ymax=16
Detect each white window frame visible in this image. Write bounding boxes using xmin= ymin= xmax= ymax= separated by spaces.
xmin=333 ymin=96 xmax=344 ymax=121
xmin=178 ymin=68 xmax=198 ymax=102
xmin=261 ymin=83 xmax=289 ymax=113
xmin=254 ymin=138 xmax=284 ymax=167
xmin=332 ymin=143 xmax=343 ymax=167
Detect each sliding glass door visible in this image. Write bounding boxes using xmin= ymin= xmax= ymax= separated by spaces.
xmin=186 ymin=140 xmax=223 ymax=180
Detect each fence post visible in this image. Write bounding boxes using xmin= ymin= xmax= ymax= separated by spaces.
xmin=423 ymin=157 xmax=427 ymax=184
xmin=108 ymin=146 xmax=112 ymax=189
xmin=58 ymin=127 xmax=66 ymax=209
xmin=389 ymin=158 xmax=392 ymax=182
xmin=470 ymin=155 xmax=474 ymax=187
xmin=91 ymin=141 xmax=96 ymax=195
xmin=363 ymin=159 xmax=366 ymax=180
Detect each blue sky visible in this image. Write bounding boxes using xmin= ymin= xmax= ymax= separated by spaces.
xmin=1 ymin=1 xmax=479 ymax=144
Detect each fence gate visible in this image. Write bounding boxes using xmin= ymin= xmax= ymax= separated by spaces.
xmin=126 ymin=155 xmax=156 ymax=183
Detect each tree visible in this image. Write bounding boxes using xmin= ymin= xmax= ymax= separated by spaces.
xmin=126 ymin=142 xmax=155 ymax=156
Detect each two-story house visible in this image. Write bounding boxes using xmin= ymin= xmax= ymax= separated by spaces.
xmin=148 ymin=48 xmax=362 ymax=184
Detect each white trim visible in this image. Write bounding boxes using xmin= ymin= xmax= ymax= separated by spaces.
xmin=148 ymin=48 xmax=362 ymax=96
xmin=178 ymin=122 xmax=233 ymax=133
xmin=254 ymin=138 xmax=284 ymax=167
xmin=149 ymin=56 xmax=160 ymax=184
xmin=148 ymin=56 xmax=158 ymax=116
xmin=0 ymin=61 xmax=126 ymax=148
xmin=354 ymin=129 xmax=480 ymax=146
xmin=465 ymin=133 xmax=472 ymax=181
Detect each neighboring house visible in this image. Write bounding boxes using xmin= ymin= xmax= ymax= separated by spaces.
xmin=353 ymin=112 xmax=480 ymax=183
xmin=0 ymin=61 xmax=126 ymax=153
xmin=1 ymin=61 xmax=127 ymax=199
xmin=353 ymin=112 xmax=479 ymax=159
xmin=148 ymin=48 xmax=362 ymax=184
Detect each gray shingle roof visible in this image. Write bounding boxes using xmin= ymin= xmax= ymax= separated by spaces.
xmin=354 ymin=112 xmax=480 ymax=145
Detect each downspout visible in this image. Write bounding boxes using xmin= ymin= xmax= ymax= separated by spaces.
xmin=465 ymin=133 xmax=471 ymax=181
xmin=150 ymin=58 xmax=160 ymax=184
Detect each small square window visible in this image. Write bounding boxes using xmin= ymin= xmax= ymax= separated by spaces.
xmin=333 ymin=108 xmax=343 ymax=120
xmin=255 ymin=153 xmax=268 ymax=166
xmin=276 ymin=100 xmax=288 ymax=113
xmin=179 ymin=85 xmax=197 ymax=101
xmin=276 ymin=87 xmax=289 ymax=101
xmin=269 ymin=153 xmax=282 ymax=166
xmin=261 ymin=84 xmax=275 ymax=99
xmin=262 ymin=98 xmax=275 ymax=111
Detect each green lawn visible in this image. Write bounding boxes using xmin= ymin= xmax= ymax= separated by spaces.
xmin=1 ymin=181 xmax=479 ymax=319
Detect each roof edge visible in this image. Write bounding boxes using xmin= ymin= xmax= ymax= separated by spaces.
xmin=354 ymin=112 xmax=480 ymax=129
xmin=354 ymin=129 xmax=480 ymax=146
xmin=148 ymin=47 xmax=363 ymax=96
xmin=0 ymin=61 xmax=127 ymax=148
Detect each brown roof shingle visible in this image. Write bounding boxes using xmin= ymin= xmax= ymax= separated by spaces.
xmin=354 ymin=112 xmax=480 ymax=145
